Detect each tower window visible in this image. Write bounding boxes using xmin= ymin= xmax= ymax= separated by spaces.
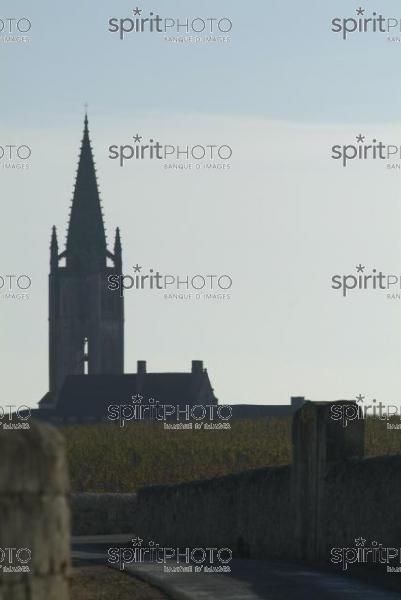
xmin=83 ymin=337 xmax=89 ymax=374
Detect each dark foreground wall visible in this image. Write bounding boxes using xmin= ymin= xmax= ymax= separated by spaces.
xmin=135 ymin=465 xmax=293 ymax=559
xmin=71 ymin=493 xmax=137 ymax=535
xmin=0 ymin=423 xmax=70 ymax=600
xmin=70 ymin=469 xmax=293 ymax=561
xmin=324 ymin=454 xmax=401 ymax=551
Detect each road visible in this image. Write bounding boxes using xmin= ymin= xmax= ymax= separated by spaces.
xmin=72 ymin=534 xmax=401 ymax=600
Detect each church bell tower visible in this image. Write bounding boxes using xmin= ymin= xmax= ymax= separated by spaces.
xmin=41 ymin=115 xmax=124 ymax=407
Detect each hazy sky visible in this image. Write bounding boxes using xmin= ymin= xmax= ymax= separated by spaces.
xmin=2 ymin=0 xmax=401 ymax=408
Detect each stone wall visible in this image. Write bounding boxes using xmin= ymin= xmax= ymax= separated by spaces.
xmin=70 ymin=470 xmax=293 ymax=558
xmin=71 ymin=493 xmax=137 ymax=535
xmin=72 ymin=401 xmax=401 ymax=566
xmin=0 ymin=422 xmax=70 ymax=600
xmin=323 ymin=454 xmax=401 ymax=552
xmin=134 ymin=465 xmax=293 ymax=559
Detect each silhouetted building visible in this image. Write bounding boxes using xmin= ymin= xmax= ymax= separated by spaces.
xmin=30 ymin=115 xmax=305 ymax=425
xmin=230 ymin=397 xmax=305 ymax=418
xmin=35 ymin=116 xmax=217 ymax=423
xmin=56 ymin=360 xmax=217 ymax=423
xmin=39 ymin=115 xmax=123 ymax=410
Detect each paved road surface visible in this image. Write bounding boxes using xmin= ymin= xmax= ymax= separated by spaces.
xmin=72 ymin=534 xmax=400 ymax=600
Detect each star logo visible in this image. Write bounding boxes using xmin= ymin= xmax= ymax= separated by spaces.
xmin=132 ymin=394 xmax=143 ymax=404
xmin=355 ymin=394 xmax=365 ymax=404
xmin=355 ymin=537 xmax=366 ymax=547
xmin=356 ymin=134 xmax=365 ymax=143
xmin=356 ymin=264 xmax=365 ymax=273
xmin=133 ymin=264 xmax=142 ymax=273
xmin=133 ymin=7 xmax=142 ymax=16
xmin=356 ymin=7 xmax=365 ymax=16
xmin=133 ymin=134 xmax=142 ymax=143
xmin=132 ymin=537 xmax=143 ymax=547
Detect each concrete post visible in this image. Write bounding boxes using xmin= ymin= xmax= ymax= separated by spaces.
xmin=292 ymin=400 xmax=364 ymax=561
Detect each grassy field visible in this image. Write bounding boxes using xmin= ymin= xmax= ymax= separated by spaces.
xmin=365 ymin=417 xmax=401 ymax=457
xmin=62 ymin=416 xmax=401 ymax=493
xmin=62 ymin=418 xmax=291 ymax=492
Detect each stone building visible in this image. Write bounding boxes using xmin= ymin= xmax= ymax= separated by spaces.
xmin=35 ymin=116 xmax=217 ymax=424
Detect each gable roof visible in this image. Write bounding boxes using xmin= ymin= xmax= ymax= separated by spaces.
xmin=56 ymin=372 xmax=215 ymax=418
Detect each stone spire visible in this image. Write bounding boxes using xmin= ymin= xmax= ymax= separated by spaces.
xmin=50 ymin=225 xmax=58 ymax=273
xmin=114 ymin=227 xmax=122 ymax=272
xmin=66 ymin=114 xmax=107 ymax=272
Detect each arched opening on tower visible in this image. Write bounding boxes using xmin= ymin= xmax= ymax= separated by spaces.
xmin=83 ymin=337 xmax=89 ymax=374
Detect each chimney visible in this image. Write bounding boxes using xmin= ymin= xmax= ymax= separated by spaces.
xmin=137 ymin=360 xmax=147 ymax=375
xmin=191 ymin=360 xmax=204 ymax=374
xmin=291 ymin=396 xmax=305 ymax=411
